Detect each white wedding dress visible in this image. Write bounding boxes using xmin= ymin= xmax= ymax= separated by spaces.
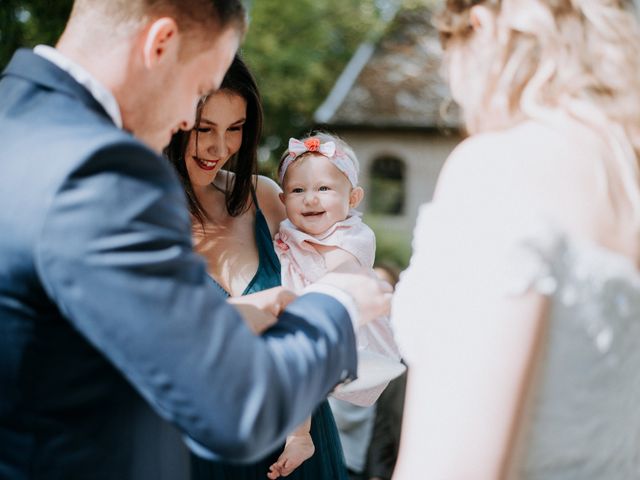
xmin=393 ymin=202 xmax=640 ymax=479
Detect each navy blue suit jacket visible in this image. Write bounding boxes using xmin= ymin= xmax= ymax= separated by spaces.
xmin=0 ymin=49 xmax=357 ymax=480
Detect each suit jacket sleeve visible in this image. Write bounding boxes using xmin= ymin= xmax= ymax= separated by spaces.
xmin=33 ymin=140 xmax=357 ymax=462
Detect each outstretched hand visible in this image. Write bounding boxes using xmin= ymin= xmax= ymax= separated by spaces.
xmin=228 ymin=286 xmax=297 ymax=334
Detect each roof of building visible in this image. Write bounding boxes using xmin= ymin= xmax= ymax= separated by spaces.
xmin=314 ymin=5 xmax=461 ymax=130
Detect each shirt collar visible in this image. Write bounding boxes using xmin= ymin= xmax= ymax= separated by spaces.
xmin=33 ymin=45 xmax=123 ymax=128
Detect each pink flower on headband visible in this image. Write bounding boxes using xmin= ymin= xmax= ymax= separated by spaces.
xmin=304 ymin=138 xmax=321 ymax=151
xmin=288 ymin=138 xmax=336 ymax=158
xmin=280 ymin=137 xmax=358 ymax=187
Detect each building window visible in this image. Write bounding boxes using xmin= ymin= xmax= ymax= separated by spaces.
xmin=369 ymin=156 xmax=405 ymax=215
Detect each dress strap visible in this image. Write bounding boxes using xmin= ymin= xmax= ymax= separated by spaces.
xmin=250 ymin=182 xmax=259 ymax=209
xmin=240 ymin=181 xmax=281 ymax=295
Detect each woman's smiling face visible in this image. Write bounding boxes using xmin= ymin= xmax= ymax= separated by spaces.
xmin=185 ymin=90 xmax=247 ymax=187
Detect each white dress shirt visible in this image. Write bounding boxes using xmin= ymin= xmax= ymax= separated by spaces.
xmin=34 ymin=45 xmax=122 ymax=128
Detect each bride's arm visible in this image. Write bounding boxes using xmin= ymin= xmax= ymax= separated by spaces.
xmin=393 ymin=276 xmax=546 ymax=478
xmin=392 ymin=133 xmax=552 ymax=479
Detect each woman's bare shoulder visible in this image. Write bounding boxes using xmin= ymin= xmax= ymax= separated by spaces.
xmin=254 ymin=175 xmax=286 ymax=237
xmin=435 ymin=120 xmax=613 ymax=236
xmin=443 ymin=120 xmax=603 ymax=190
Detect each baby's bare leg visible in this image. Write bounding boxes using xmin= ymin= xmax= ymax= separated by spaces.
xmin=267 ymin=417 xmax=315 ymax=479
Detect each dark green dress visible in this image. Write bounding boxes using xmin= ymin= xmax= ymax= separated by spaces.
xmin=190 ymin=206 xmax=349 ymax=480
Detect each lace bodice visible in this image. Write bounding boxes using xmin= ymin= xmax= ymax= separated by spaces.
xmin=393 ymin=203 xmax=640 ymax=479
xmin=507 ymin=224 xmax=640 ymax=351
xmin=510 ymin=231 xmax=640 ymax=479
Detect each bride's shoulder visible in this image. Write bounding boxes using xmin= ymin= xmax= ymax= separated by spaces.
xmin=436 ymin=119 xmax=605 ymax=211
xmin=431 ymin=118 xmax=631 ymax=251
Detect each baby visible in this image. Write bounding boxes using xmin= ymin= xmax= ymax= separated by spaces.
xmin=267 ymin=132 xmax=404 ymax=478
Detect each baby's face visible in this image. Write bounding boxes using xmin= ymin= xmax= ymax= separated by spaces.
xmin=280 ymin=154 xmax=356 ymax=235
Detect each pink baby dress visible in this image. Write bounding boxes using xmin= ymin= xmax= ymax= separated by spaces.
xmin=275 ymin=213 xmax=405 ymax=406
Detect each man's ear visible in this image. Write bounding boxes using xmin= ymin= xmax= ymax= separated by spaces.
xmin=279 ymin=192 xmax=286 ymax=205
xmin=349 ymin=186 xmax=364 ymax=208
xmin=142 ymin=17 xmax=179 ymax=69
xmin=469 ymin=5 xmax=497 ymax=38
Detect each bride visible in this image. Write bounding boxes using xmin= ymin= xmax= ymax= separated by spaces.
xmin=392 ymin=0 xmax=640 ymax=478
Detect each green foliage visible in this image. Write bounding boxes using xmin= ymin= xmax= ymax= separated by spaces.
xmin=0 ymin=0 xmax=410 ymax=264
xmin=370 ymin=177 xmax=405 ymax=215
xmin=0 ymin=0 xmax=388 ymax=170
xmin=241 ymin=0 xmax=385 ymax=167
xmin=0 ymin=0 xmax=72 ymax=69
xmin=365 ymin=214 xmax=412 ymax=269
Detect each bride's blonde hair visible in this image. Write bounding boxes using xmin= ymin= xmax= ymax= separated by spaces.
xmin=436 ymin=0 xmax=640 ymax=214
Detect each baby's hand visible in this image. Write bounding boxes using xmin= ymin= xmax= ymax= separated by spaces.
xmin=267 ymin=432 xmax=315 ymax=479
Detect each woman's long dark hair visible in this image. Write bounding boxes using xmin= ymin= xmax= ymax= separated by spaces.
xmin=164 ymin=54 xmax=263 ymax=226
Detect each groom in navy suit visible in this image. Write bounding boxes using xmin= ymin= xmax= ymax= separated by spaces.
xmin=0 ymin=1 xmax=391 ymax=478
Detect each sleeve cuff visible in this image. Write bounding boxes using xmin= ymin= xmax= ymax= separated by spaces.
xmin=302 ymin=283 xmax=359 ymax=330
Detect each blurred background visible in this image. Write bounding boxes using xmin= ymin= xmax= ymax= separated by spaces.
xmin=0 ymin=0 xmax=465 ymax=269
xmin=2 ymin=0 xmax=640 ymax=268
xmin=0 ymin=0 xmax=640 ymax=269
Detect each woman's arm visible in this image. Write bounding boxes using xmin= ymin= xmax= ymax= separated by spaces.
xmin=255 ymin=175 xmax=287 ymax=237
xmin=393 ymin=132 xmax=553 ymax=478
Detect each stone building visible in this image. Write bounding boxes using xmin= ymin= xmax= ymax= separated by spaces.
xmin=314 ymin=5 xmax=462 ymax=242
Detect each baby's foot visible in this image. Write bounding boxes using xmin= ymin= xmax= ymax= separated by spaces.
xmin=267 ymin=433 xmax=315 ymax=479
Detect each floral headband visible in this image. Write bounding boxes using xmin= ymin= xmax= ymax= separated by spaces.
xmin=279 ymin=137 xmax=358 ymax=187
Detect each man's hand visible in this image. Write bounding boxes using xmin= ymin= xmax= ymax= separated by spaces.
xmin=228 ymin=287 xmax=297 ymax=335
xmin=317 ymin=262 xmax=393 ymax=326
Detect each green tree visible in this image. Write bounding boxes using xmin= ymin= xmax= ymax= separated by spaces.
xmin=0 ymin=1 xmax=72 ymax=69
xmin=0 ymin=0 xmax=406 ymax=267
xmin=241 ymin=0 xmax=385 ymax=171
xmin=0 ymin=0 xmax=387 ymax=166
